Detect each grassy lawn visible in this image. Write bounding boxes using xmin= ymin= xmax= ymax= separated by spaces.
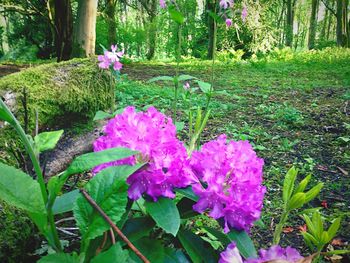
xmin=118 ymin=54 xmax=350 ymax=251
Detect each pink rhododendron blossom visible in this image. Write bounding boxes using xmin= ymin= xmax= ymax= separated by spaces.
xmin=98 ymin=44 xmax=124 ymax=71
xmin=245 ymin=245 xmax=302 ymax=263
xmin=220 ymin=0 xmax=234 ymax=9
xmin=93 ymin=106 xmax=197 ymax=201
xmin=225 ymin=18 xmax=233 ymax=27
xmin=159 ymin=0 xmax=167 ymax=8
xmin=219 ymin=243 xmax=243 ymax=263
xmin=190 ymin=134 xmax=265 ymax=233
xmin=183 ymin=82 xmax=190 ymax=90
xmin=241 ymin=6 xmax=248 ymax=21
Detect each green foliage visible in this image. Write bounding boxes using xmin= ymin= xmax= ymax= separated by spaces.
xmin=145 ymin=197 xmax=180 ymax=236
xmin=34 ymin=130 xmax=64 ymax=153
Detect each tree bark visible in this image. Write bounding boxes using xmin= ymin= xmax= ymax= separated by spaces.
xmin=285 ymin=0 xmax=294 ymax=47
xmin=308 ymin=0 xmax=319 ymax=49
xmin=54 ymin=0 xmax=73 ymax=61
xmin=336 ymin=0 xmax=344 ymax=46
xmin=73 ymin=0 xmax=98 ymax=57
xmin=105 ymin=0 xmax=117 ymax=46
xmin=0 ymin=10 xmax=9 ymax=53
xmin=146 ymin=0 xmax=157 ymax=60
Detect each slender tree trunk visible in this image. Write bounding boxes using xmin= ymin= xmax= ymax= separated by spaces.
xmin=326 ymin=1 xmax=334 ymax=40
xmin=207 ymin=0 xmax=216 ymax=59
xmin=308 ymin=0 xmax=319 ymax=49
xmin=73 ymin=0 xmax=98 ymax=57
xmin=146 ymin=0 xmax=157 ymax=60
xmin=54 ymin=0 xmax=73 ymax=61
xmin=106 ymin=0 xmax=117 ymax=46
xmin=0 ymin=10 xmax=9 ymax=53
xmin=285 ymin=0 xmax=294 ymax=47
xmin=321 ymin=6 xmax=329 ymax=40
xmin=336 ymin=0 xmax=344 ymax=46
xmin=343 ymin=0 xmax=349 ymax=47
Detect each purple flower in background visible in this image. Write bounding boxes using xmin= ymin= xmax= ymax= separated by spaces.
xmin=183 ymin=82 xmax=190 ymax=90
xmin=98 ymin=44 xmax=124 ymax=71
xmin=225 ymin=18 xmax=233 ymax=27
xmin=241 ymin=6 xmax=248 ymax=21
xmin=219 ymin=243 xmax=243 ymax=263
xmin=159 ymin=0 xmax=167 ymax=8
xmin=220 ymin=0 xmax=234 ymax=9
xmin=190 ymin=134 xmax=265 ymax=233
xmin=245 ymin=245 xmax=303 ymax=263
xmin=93 ymin=106 xmax=197 ymax=201
xmin=98 ymin=51 xmax=111 ymax=69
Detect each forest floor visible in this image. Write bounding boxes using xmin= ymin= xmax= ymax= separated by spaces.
xmin=1 ymin=57 xmax=349 ymax=256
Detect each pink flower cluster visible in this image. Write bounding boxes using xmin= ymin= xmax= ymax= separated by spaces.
xmin=219 ymin=0 xmax=248 ymax=27
xmin=220 ymin=243 xmax=302 ymax=263
xmin=98 ymin=44 xmax=124 ymax=71
xmin=190 ymin=135 xmax=265 ymax=233
xmin=93 ymin=106 xmax=196 ymax=201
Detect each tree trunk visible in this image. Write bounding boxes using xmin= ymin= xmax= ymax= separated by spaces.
xmin=285 ymin=0 xmax=294 ymax=47
xmin=146 ymin=0 xmax=157 ymax=60
xmin=320 ymin=6 xmax=329 ymax=40
xmin=343 ymin=0 xmax=349 ymax=47
xmin=207 ymin=0 xmax=216 ymax=59
xmin=308 ymin=0 xmax=319 ymax=49
xmin=73 ymin=0 xmax=98 ymax=57
xmin=336 ymin=0 xmax=344 ymax=46
xmin=0 ymin=10 xmax=9 ymax=53
xmin=106 ymin=0 xmax=117 ymax=46
xmin=54 ymin=0 xmax=73 ymax=61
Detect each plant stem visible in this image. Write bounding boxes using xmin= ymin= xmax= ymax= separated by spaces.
xmin=0 ymin=99 xmax=62 ymax=251
xmin=273 ymin=210 xmax=289 ymax=245
xmin=173 ymin=24 xmax=182 ymax=121
xmin=81 ymin=189 xmax=150 ymax=263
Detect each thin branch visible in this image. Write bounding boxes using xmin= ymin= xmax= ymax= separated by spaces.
xmin=320 ymin=0 xmax=336 ymax=16
xmin=80 ymin=189 xmax=150 ymax=263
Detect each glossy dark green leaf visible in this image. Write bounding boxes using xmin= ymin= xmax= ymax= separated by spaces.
xmin=164 ymin=248 xmax=190 ymax=263
xmin=91 ymin=243 xmax=131 ymax=263
xmin=129 ymin=237 xmax=165 ymax=263
xmin=121 ymin=217 xmax=155 ymax=243
xmin=74 ymin=164 xmax=143 ymax=247
xmin=38 ymin=252 xmax=79 ymax=263
xmin=175 ymin=186 xmax=198 ymax=201
xmin=227 ymin=229 xmax=257 ymax=259
xmin=178 ymin=229 xmax=218 ymax=263
xmin=145 ymin=197 xmax=180 ymax=236
xmin=0 ymin=162 xmax=46 ymax=214
xmin=52 ymin=189 xmax=80 ymax=215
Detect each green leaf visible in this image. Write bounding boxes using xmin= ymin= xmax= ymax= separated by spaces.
xmin=38 ymin=252 xmax=79 ymax=263
xmin=0 ymin=106 xmax=13 ymax=124
xmin=148 ymin=76 xmax=174 ymax=83
xmin=34 ymin=130 xmax=64 ymax=153
xmin=0 ymin=162 xmax=46 ymax=214
xmin=203 ymin=227 xmax=230 ymax=247
xmin=301 ymin=232 xmax=317 ymax=250
xmin=312 ymin=211 xmax=324 ymax=239
xmin=129 ymin=237 xmax=165 ymax=263
xmin=196 ymin=81 xmax=212 ymax=94
xmin=323 ymin=250 xmax=350 ymax=256
xmin=66 ymin=147 xmax=138 ymax=176
xmin=175 ymin=121 xmax=185 ymax=132
xmin=163 ymin=248 xmax=190 ymax=263
xmin=121 ymin=217 xmax=155 ymax=243
xmin=52 ymin=189 xmax=80 ymax=215
xmin=227 ymin=229 xmax=257 ymax=259
xmin=178 ymin=75 xmax=197 ymax=82
xmin=93 ymin=110 xmax=113 ymax=121
xmin=303 ymin=214 xmax=317 ymax=237
xmin=145 ymin=197 xmax=180 ymax=236
xmin=304 ymin=183 xmax=323 ymax=203
xmin=175 ymin=186 xmax=199 ymax=202
xmin=74 ymin=164 xmax=143 ymax=247
xmin=295 ymin=174 xmax=312 ymax=193
xmin=178 ymin=229 xmax=218 ymax=263
xmin=327 ymin=217 xmax=341 ymax=242
xmin=283 ymin=166 xmax=298 ymax=203
xmin=206 ymin=10 xmax=221 ymax=21
xmin=287 ymin=192 xmax=306 ymax=210
xmin=168 ymin=6 xmax=185 ymax=24
xmin=91 ymin=243 xmax=131 ymax=263
xmin=177 ymin=198 xmax=198 ymax=219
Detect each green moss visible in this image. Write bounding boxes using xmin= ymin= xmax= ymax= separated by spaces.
xmin=0 ymin=58 xmax=112 ymax=129
xmin=0 ymin=201 xmax=39 ymax=262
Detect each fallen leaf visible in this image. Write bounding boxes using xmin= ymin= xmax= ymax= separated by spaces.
xmin=321 ymin=200 xmax=328 ymax=209
xmin=331 ymin=238 xmax=345 ymax=246
xmin=282 ymin=226 xmax=294 ymax=233
xmin=297 ymin=224 xmax=307 ymax=232
xmin=337 ymin=166 xmax=348 ymax=176
xmin=328 ymin=254 xmax=343 ymax=263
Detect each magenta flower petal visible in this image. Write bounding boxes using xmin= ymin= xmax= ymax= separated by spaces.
xmin=190 ymin=134 xmax=265 ymax=233
xmin=93 ymin=107 xmax=197 ymax=201
xmin=219 ymin=243 xmax=243 ymax=263
xmin=245 ymin=245 xmax=303 ymax=263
